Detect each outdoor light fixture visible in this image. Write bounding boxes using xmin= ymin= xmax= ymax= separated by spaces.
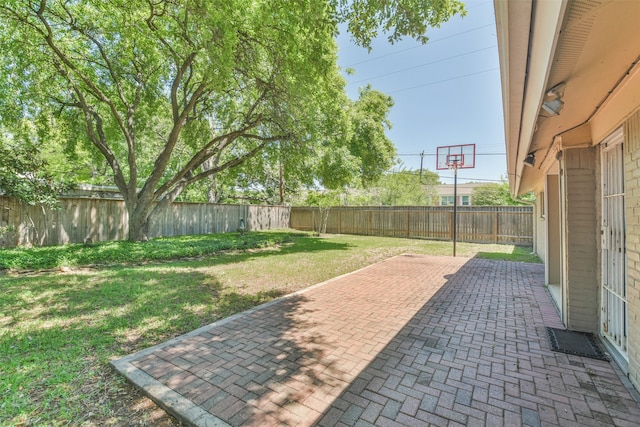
xmin=523 ymin=152 xmax=536 ymax=167
xmin=541 ymin=98 xmax=564 ymax=116
xmin=541 ymin=82 xmax=566 ymax=116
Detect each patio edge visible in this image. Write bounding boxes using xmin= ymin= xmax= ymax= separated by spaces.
xmin=109 ymin=255 xmax=408 ymax=426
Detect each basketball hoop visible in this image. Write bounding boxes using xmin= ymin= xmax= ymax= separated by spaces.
xmin=436 ymin=144 xmax=476 ymax=257
xmin=446 ymin=154 xmax=464 ymax=170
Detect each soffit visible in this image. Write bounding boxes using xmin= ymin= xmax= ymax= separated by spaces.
xmin=519 ymin=0 xmax=640 ymax=193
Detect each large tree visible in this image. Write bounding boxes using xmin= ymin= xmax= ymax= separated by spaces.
xmin=0 ymin=0 xmax=464 ymax=240
xmin=372 ymin=168 xmax=440 ymax=206
xmin=185 ymin=85 xmax=397 ymax=205
xmin=336 ymin=167 xmax=440 ymax=206
xmin=472 ymin=181 xmax=535 ymax=206
xmin=0 ymin=131 xmax=65 ymax=207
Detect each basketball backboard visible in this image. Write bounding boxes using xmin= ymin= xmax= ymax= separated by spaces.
xmin=436 ymin=144 xmax=476 ymax=170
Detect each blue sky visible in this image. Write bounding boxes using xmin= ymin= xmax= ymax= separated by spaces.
xmin=336 ymin=0 xmax=505 ymax=184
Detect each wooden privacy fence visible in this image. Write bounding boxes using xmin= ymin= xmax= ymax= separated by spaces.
xmin=0 ymin=196 xmax=290 ymax=247
xmin=290 ymin=205 xmax=534 ymax=245
xmin=0 ymin=195 xmax=532 ymax=248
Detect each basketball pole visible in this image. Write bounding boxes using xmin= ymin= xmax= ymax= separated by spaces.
xmin=436 ymin=143 xmax=475 ymax=258
xmin=452 ymin=164 xmax=458 ymax=257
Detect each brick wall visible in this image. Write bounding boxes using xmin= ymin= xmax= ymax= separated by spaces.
xmin=624 ymin=112 xmax=640 ymax=391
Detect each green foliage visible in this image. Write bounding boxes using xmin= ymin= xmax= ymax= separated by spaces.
xmin=360 ymin=168 xmax=440 ymax=206
xmin=0 ymin=134 xmax=68 ymax=207
xmin=337 ymin=0 xmax=467 ymax=48
xmin=304 ymin=190 xmax=343 ymax=233
xmin=312 ymin=167 xmax=440 ymax=206
xmin=0 ymin=231 xmax=300 ymax=270
xmin=305 ymin=190 xmax=343 ymax=209
xmin=201 ymin=86 xmax=398 ymax=203
xmin=342 ymin=85 xmax=397 ymax=187
xmin=472 ymin=181 xmax=535 ymax=206
xmin=0 ymin=1 xmax=465 ymax=239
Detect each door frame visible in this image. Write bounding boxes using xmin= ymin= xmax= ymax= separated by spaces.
xmin=600 ymin=127 xmax=628 ymax=370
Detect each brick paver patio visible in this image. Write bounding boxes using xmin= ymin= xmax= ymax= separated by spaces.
xmin=112 ymin=255 xmax=640 ymax=426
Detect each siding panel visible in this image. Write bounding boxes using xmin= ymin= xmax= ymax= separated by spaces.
xmin=564 ymin=147 xmax=599 ymax=332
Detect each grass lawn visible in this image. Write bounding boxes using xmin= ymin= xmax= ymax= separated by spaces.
xmin=0 ymin=231 xmax=539 ymax=426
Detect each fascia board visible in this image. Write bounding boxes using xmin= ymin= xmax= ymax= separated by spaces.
xmin=494 ymin=0 xmax=531 ymax=195
xmin=516 ymin=0 xmax=568 ymax=194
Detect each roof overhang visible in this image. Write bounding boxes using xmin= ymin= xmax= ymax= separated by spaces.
xmin=495 ymin=0 xmax=567 ymax=195
xmin=494 ymin=0 xmax=640 ymax=195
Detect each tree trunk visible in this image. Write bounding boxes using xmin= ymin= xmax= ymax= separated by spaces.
xmin=206 ymin=180 xmax=219 ymax=203
xmin=127 ymin=203 xmax=155 ymax=242
xmin=203 ymin=157 xmax=220 ymax=203
xmin=279 ymin=161 xmax=285 ymax=205
xmin=128 ymin=215 xmax=150 ymax=241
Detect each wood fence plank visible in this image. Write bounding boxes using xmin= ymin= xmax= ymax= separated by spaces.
xmin=290 ymin=205 xmax=533 ymax=245
xmin=0 ymin=196 xmax=290 ymax=247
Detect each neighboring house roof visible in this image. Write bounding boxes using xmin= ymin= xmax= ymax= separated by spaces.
xmin=436 ymin=183 xmax=485 ymax=197
xmin=494 ymin=0 xmax=640 ymax=194
xmin=64 ymin=184 xmax=125 ymax=199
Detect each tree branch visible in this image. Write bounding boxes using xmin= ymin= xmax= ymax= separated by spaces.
xmin=138 ymin=81 xmax=207 ymax=203
xmin=34 ymin=3 xmax=130 ymax=140
xmin=72 ymin=83 xmax=129 ymax=201
xmin=69 ymin=20 xmax=140 ymax=191
xmin=188 ymin=133 xmax=289 ymax=184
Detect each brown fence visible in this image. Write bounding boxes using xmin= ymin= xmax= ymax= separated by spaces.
xmin=0 ymin=196 xmax=290 ymax=247
xmin=1 ymin=196 xmax=532 ymax=248
xmin=290 ymin=205 xmax=533 ymax=245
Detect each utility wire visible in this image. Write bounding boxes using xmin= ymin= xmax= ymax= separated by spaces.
xmin=439 ymin=176 xmax=505 ymax=183
xmin=387 ymin=67 xmax=499 ymax=94
xmin=398 ymin=152 xmax=505 ymax=156
xmin=347 ymin=45 xmax=497 ymax=85
xmin=345 ymin=23 xmax=496 ymax=67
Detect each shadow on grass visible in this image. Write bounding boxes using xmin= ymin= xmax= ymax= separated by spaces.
xmin=195 ymin=234 xmax=352 ymax=267
xmin=474 ymin=245 xmax=541 ymax=263
xmin=0 ymin=232 xmax=351 ymax=270
xmin=0 ymin=267 xmax=291 ymax=425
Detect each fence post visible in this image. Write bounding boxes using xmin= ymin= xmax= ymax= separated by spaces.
xmin=406 ymin=210 xmax=410 ymax=238
xmin=494 ymin=211 xmax=499 ymax=244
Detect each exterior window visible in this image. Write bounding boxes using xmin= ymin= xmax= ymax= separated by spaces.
xmin=461 ymin=195 xmax=470 ymax=206
xmin=440 ymin=196 xmax=455 ymax=206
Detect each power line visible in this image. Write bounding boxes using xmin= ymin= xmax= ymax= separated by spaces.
xmin=387 ymin=67 xmax=499 ymax=94
xmin=347 ymin=45 xmax=497 ymax=86
xmin=397 ymin=152 xmax=505 ymax=157
xmin=439 ymin=176 xmax=505 ymax=183
xmin=345 ymin=23 xmax=496 ymax=67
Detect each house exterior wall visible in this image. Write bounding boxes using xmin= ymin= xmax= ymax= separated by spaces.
xmin=624 ymin=111 xmax=640 ymax=390
xmin=545 ymin=175 xmax=561 ymax=287
xmin=436 ymin=184 xmax=480 ymax=206
xmin=563 ymin=147 xmax=599 ymax=333
xmin=534 ymin=195 xmax=546 ymax=263
xmin=495 ymin=0 xmax=640 ymax=393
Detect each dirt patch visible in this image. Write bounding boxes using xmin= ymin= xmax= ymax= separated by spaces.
xmin=85 ymin=365 xmax=184 ymax=427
